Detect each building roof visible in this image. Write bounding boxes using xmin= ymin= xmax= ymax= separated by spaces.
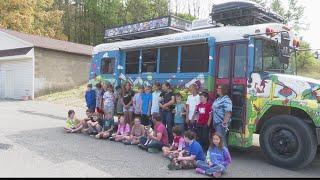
xmin=0 ymin=47 xmax=33 ymax=57
xmin=94 ymin=23 xmax=291 ymax=54
xmin=0 ymin=28 xmax=93 ymax=56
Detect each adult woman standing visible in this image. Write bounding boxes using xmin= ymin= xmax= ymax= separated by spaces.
xmin=122 ymin=82 xmax=135 ymax=126
xmin=212 ymin=85 xmax=233 ymax=146
xmin=159 ymin=82 xmax=175 ymax=144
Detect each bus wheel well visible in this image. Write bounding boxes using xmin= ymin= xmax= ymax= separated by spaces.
xmin=256 ymin=106 xmax=315 ymax=134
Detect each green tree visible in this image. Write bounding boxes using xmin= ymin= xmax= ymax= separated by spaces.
xmin=175 ymin=13 xmax=196 ymax=21
xmin=124 ymin=0 xmax=169 ymax=24
xmin=284 ymin=0 xmax=305 ymax=33
xmin=251 ymin=0 xmax=305 ymax=32
xmin=250 ymin=0 xmax=267 ymax=7
xmin=0 ymin=0 xmax=66 ymax=40
xmin=295 ymin=41 xmax=317 ymax=70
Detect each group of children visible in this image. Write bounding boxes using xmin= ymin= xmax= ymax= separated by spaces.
xmin=65 ymin=81 xmax=232 ymax=177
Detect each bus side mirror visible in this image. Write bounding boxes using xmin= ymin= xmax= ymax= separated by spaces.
xmin=315 ymin=51 xmax=320 ymax=60
xmin=279 ymin=32 xmax=290 ymax=64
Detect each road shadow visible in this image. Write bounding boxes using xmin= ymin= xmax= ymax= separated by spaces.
xmin=18 ymin=110 xmax=65 ymax=121
xmin=6 ymin=127 xmax=200 ymax=177
xmin=6 ymin=127 xmax=320 ymax=178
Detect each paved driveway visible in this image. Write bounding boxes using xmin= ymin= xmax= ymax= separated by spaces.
xmin=0 ymin=100 xmax=319 ymax=177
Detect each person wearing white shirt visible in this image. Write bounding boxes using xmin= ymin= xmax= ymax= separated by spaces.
xmin=186 ymin=84 xmax=200 ymax=131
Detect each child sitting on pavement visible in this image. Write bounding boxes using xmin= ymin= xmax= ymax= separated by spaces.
xmin=109 ymin=115 xmax=131 ymax=142
xmin=86 ymin=112 xmax=103 ymax=136
xmin=195 ymin=132 xmax=232 ymax=178
xmin=95 ymin=112 xmax=115 ymax=139
xmin=162 ymin=126 xmax=185 ymax=159
xmin=167 ymin=130 xmax=205 ymax=170
xmin=80 ymin=109 xmax=94 ymax=134
xmin=138 ymin=113 xmax=169 ymax=153
xmin=123 ymin=117 xmax=145 ymax=145
xmin=64 ymin=110 xmax=82 ymax=133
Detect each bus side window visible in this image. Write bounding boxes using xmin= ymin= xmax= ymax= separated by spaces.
xmin=101 ymin=58 xmax=115 ymax=74
xmin=126 ymin=51 xmax=140 ymax=74
xmin=181 ymin=44 xmax=209 ymax=73
xmin=142 ymin=49 xmax=157 ymax=73
xmin=218 ymin=46 xmax=231 ymax=78
xmin=159 ymin=47 xmax=178 ymax=73
xmin=234 ymin=44 xmax=247 ymax=78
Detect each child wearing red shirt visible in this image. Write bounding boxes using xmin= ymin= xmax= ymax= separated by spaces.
xmin=193 ymin=92 xmax=212 ymax=152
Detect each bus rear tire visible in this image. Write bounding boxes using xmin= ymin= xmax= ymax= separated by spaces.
xmin=259 ymin=115 xmax=317 ymax=170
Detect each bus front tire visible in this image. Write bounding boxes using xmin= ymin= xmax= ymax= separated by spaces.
xmin=259 ymin=115 xmax=317 ymax=170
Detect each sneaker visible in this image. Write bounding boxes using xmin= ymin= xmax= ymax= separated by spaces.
xmin=195 ymin=168 xmax=205 ymax=175
xmin=123 ymin=141 xmax=132 ymax=145
xmin=167 ymin=163 xmax=181 ymax=170
xmin=109 ymin=137 xmax=115 ymax=141
xmin=147 ymin=148 xmax=160 ymax=153
xmin=138 ymin=144 xmax=147 ymax=150
xmin=89 ymin=131 xmax=98 ymax=136
xmin=95 ymin=134 xmax=100 ymax=139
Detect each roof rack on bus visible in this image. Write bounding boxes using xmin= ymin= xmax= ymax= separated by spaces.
xmin=104 ymin=15 xmax=193 ymax=43
xmin=103 ymin=1 xmax=286 ymax=42
xmin=210 ymin=0 xmax=284 ymax=26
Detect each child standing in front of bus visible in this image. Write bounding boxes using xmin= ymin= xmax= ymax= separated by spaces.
xmin=85 ymin=84 xmax=96 ymax=113
xmin=95 ymin=83 xmax=104 ymax=115
xmin=141 ymin=86 xmax=152 ymax=127
xmin=173 ymin=93 xmax=186 ymax=133
xmin=114 ymin=85 xmax=123 ymax=115
xmin=186 ymin=84 xmax=200 ymax=132
xmin=193 ymin=92 xmax=212 ymax=153
xmin=102 ymin=84 xmax=115 ymax=118
xmin=151 ymin=82 xmax=162 ymax=116
xmin=133 ymin=86 xmax=143 ymax=119
xmin=122 ymin=82 xmax=135 ymax=126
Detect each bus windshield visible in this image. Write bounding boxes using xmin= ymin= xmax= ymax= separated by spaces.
xmin=254 ymin=39 xmax=294 ymax=74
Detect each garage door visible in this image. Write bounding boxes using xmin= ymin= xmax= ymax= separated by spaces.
xmin=0 ymin=59 xmax=33 ymax=99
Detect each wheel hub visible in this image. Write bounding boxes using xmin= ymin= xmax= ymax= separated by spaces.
xmin=270 ymin=129 xmax=298 ymax=157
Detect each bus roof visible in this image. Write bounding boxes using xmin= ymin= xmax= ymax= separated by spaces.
xmin=93 ymin=23 xmax=286 ymax=54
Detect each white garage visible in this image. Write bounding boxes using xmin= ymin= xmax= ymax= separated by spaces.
xmin=0 ymin=31 xmax=35 ymax=100
xmin=0 ymin=58 xmax=34 ymax=99
xmin=0 ymin=28 xmax=92 ymax=100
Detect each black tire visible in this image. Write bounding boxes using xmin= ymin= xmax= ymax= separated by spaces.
xmin=260 ymin=115 xmax=317 ymax=170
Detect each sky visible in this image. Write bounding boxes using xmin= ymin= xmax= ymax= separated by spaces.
xmin=170 ymin=0 xmax=320 ymax=49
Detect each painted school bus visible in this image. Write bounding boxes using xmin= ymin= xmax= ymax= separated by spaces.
xmin=90 ymin=23 xmax=320 ymax=169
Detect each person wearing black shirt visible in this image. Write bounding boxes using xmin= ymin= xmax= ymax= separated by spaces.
xmin=159 ymin=82 xmax=175 ymax=144
xmin=122 ymin=82 xmax=135 ymax=126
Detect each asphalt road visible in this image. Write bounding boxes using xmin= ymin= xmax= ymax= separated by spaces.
xmin=0 ymin=100 xmax=319 ymax=177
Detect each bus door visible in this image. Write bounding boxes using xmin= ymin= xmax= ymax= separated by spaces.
xmin=230 ymin=43 xmax=247 ymax=134
xmin=215 ymin=43 xmax=247 ymax=134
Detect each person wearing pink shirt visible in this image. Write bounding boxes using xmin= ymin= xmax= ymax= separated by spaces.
xmin=110 ymin=115 xmax=131 ymax=142
xmin=138 ymin=113 xmax=168 ymax=153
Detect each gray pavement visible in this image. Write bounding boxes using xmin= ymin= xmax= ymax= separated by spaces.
xmin=0 ymin=100 xmax=319 ymax=177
